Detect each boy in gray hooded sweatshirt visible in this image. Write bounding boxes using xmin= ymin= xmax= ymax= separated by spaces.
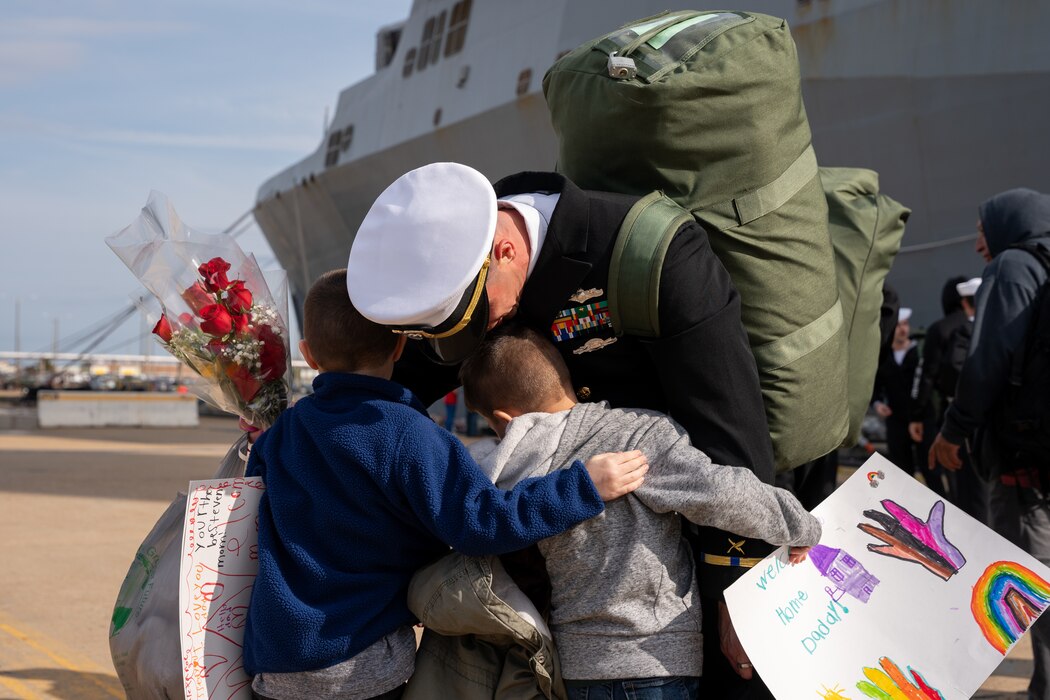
xmin=458 ymin=326 xmax=822 ymax=698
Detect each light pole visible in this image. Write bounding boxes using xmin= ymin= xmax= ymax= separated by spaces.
xmin=14 ymin=297 xmax=20 ymax=384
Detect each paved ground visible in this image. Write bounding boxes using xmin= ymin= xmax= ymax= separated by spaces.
xmin=0 ymin=416 xmax=243 ymax=699
xmin=0 ymin=414 xmax=1034 ymax=698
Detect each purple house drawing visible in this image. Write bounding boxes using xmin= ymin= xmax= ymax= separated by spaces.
xmin=810 ymin=543 xmax=880 ymax=604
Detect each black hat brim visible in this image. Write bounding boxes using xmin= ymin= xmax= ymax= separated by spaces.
xmin=423 ymin=294 xmax=490 ymax=366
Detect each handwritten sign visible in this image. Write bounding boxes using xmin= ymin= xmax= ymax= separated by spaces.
xmin=179 ymin=477 xmax=264 ymax=700
xmin=725 ymin=454 xmax=1050 ymax=700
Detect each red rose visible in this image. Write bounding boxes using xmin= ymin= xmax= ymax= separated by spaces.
xmin=182 ymin=281 xmax=214 ymax=313
xmin=199 ymin=303 xmax=234 ymax=337
xmin=206 ymin=338 xmax=227 ymax=355
xmin=199 ymin=257 xmax=232 ymax=292
xmin=152 ymin=315 xmax=173 ymax=343
xmin=254 ymin=324 xmax=287 ymax=380
xmin=178 ymin=312 xmax=194 ymax=326
xmin=232 ymin=312 xmax=250 ymax=335
xmin=225 ymin=363 xmax=262 ymax=403
xmin=226 ymin=281 xmax=253 ymax=314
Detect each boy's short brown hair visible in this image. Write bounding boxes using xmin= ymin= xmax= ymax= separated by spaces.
xmin=459 ymin=324 xmax=572 ymax=417
xmin=303 ymin=269 xmax=398 ymax=371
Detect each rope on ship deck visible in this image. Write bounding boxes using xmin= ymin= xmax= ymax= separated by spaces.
xmin=898 ymin=232 xmax=978 ymax=254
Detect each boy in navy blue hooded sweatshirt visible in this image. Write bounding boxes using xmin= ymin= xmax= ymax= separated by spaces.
xmin=243 ymin=269 xmax=648 ymax=700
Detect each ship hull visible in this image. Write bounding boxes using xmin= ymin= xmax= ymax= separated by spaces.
xmin=256 ymin=0 xmax=1050 ymax=325
xmin=254 ymin=92 xmax=559 ymax=315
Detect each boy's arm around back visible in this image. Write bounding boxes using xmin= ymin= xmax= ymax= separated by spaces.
xmin=394 ymin=420 xmax=606 ymax=556
xmin=633 ymin=418 xmax=821 ymax=547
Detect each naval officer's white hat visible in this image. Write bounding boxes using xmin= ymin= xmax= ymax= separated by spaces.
xmin=347 ymin=162 xmax=497 ymax=364
xmin=956 ymin=277 xmax=982 ymax=298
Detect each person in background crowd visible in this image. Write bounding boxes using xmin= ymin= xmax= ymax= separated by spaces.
xmin=910 ymin=276 xmax=985 ymax=520
xmin=958 ymin=278 xmax=979 ymax=319
xmin=873 ymin=308 xmax=947 ymax=499
xmin=929 ymin=188 xmax=1050 ymax=699
xmin=465 ymin=409 xmax=481 ymax=436
xmin=443 ymin=389 xmax=458 ymax=432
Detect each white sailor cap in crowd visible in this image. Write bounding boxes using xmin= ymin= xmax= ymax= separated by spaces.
xmin=899 ymin=307 xmax=912 ymax=323
xmin=956 ymin=277 xmax=982 ymax=298
xmin=347 ymin=162 xmax=497 ymax=364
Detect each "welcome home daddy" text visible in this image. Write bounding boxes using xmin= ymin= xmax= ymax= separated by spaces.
xmin=754 ymin=555 xmax=852 ymax=655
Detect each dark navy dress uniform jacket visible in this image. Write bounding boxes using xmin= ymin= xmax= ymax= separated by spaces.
xmin=393 ymin=171 xmax=776 ymax=594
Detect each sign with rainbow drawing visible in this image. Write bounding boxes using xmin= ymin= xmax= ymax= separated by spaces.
xmin=725 ymin=453 xmax=1050 ymax=700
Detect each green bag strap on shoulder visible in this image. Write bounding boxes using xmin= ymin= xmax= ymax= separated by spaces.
xmin=700 ymin=144 xmax=819 ymax=231
xmin=609 ymin=192 xmax=694 ymax=338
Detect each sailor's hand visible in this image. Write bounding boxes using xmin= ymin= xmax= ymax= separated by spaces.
xmin=929 ymin=432 xmax=962 ymax=471
xmin=584 ymin=450 xmax=648 ymax=501
xmin=874 ymin=401 xmax=892 ymax=418
xmin=908 ymin=421 xmax=924 ymax=443
xmin=788 ymin=546 xmax=811 ymax=565
xmin=719 ymin=601 xmax=754 ymax=680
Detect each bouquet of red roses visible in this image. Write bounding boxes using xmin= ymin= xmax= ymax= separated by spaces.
xmin=107 ymin=191 xmax=290 ymax=428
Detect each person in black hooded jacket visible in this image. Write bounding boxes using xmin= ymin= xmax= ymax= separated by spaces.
xmin=908 ymin=276 xmax=973 ymax=513
xmin=909 ymin=275 xmax=969 ymax=422
xmin=929 ymin=187 xmax=1050 ymax=700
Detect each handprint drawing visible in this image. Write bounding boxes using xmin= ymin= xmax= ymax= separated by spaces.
xmin=858 ymin=499 xmax=966 ymax=580
xmin=856 ymin=657 xmax=945 ymax=699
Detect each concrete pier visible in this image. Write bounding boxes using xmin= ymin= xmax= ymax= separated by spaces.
xmin=0 ymin=417 xmax=240 ymax=699
xmin=36 ymin=390 xmax=198 ymax=428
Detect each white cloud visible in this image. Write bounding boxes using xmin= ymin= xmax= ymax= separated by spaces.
xmin=77 ymin=127 xmax=319 ymax=154
xmin=0 ymin=15 xmax=191 ymax=85
xmin=0 ymin=114 xmax=318 ymax=154
xmin=0 ymin=40 xmax=82 ymax=85
xmin=1 ymin=16 xmax=191 ymax=39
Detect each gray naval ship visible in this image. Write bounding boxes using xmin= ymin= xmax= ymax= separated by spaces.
xmin=253 ymin=0 xmax=1050 ymax=326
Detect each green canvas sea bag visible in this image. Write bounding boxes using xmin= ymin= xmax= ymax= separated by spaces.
xmin=545 ymin=9 xmax=848 ymax=470
xmin=820 ymin=167 xmax=908 ymax=446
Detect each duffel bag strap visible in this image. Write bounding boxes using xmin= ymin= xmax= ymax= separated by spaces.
xmin=620 ymin=11 xmax=706 ymax=55
xmin=700 ymin=144 xmax=819 ymax=231
xmin=752 ymin=298 xmax=844 ymax=372
xmin=609 ymin=191 xmax=694 ymax=338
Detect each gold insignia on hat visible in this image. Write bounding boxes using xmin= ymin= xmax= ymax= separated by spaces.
xmin=727 ymin=538 xmax=746 ymax=555
xmin=572 ymin=337 xmax=618 ymax=355
xmin=569 ymin=287 xmax=604 ymax=304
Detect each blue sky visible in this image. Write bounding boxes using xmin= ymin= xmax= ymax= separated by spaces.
xmin=0 ymin=0 xmax=412 ymax=358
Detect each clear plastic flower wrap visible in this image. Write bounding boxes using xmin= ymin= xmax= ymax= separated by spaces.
xmin=107 ymin=191 xmax=290 ymax=428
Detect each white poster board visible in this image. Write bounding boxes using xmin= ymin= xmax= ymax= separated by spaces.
xmin=725 ymin=454 xmax=1050 ymax=700
xmin=179 ymin=476 xmax=265 ymax=700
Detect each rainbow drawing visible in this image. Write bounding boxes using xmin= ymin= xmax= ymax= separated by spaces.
xmin=972 ymin=561 xmax=1050 ymax=654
